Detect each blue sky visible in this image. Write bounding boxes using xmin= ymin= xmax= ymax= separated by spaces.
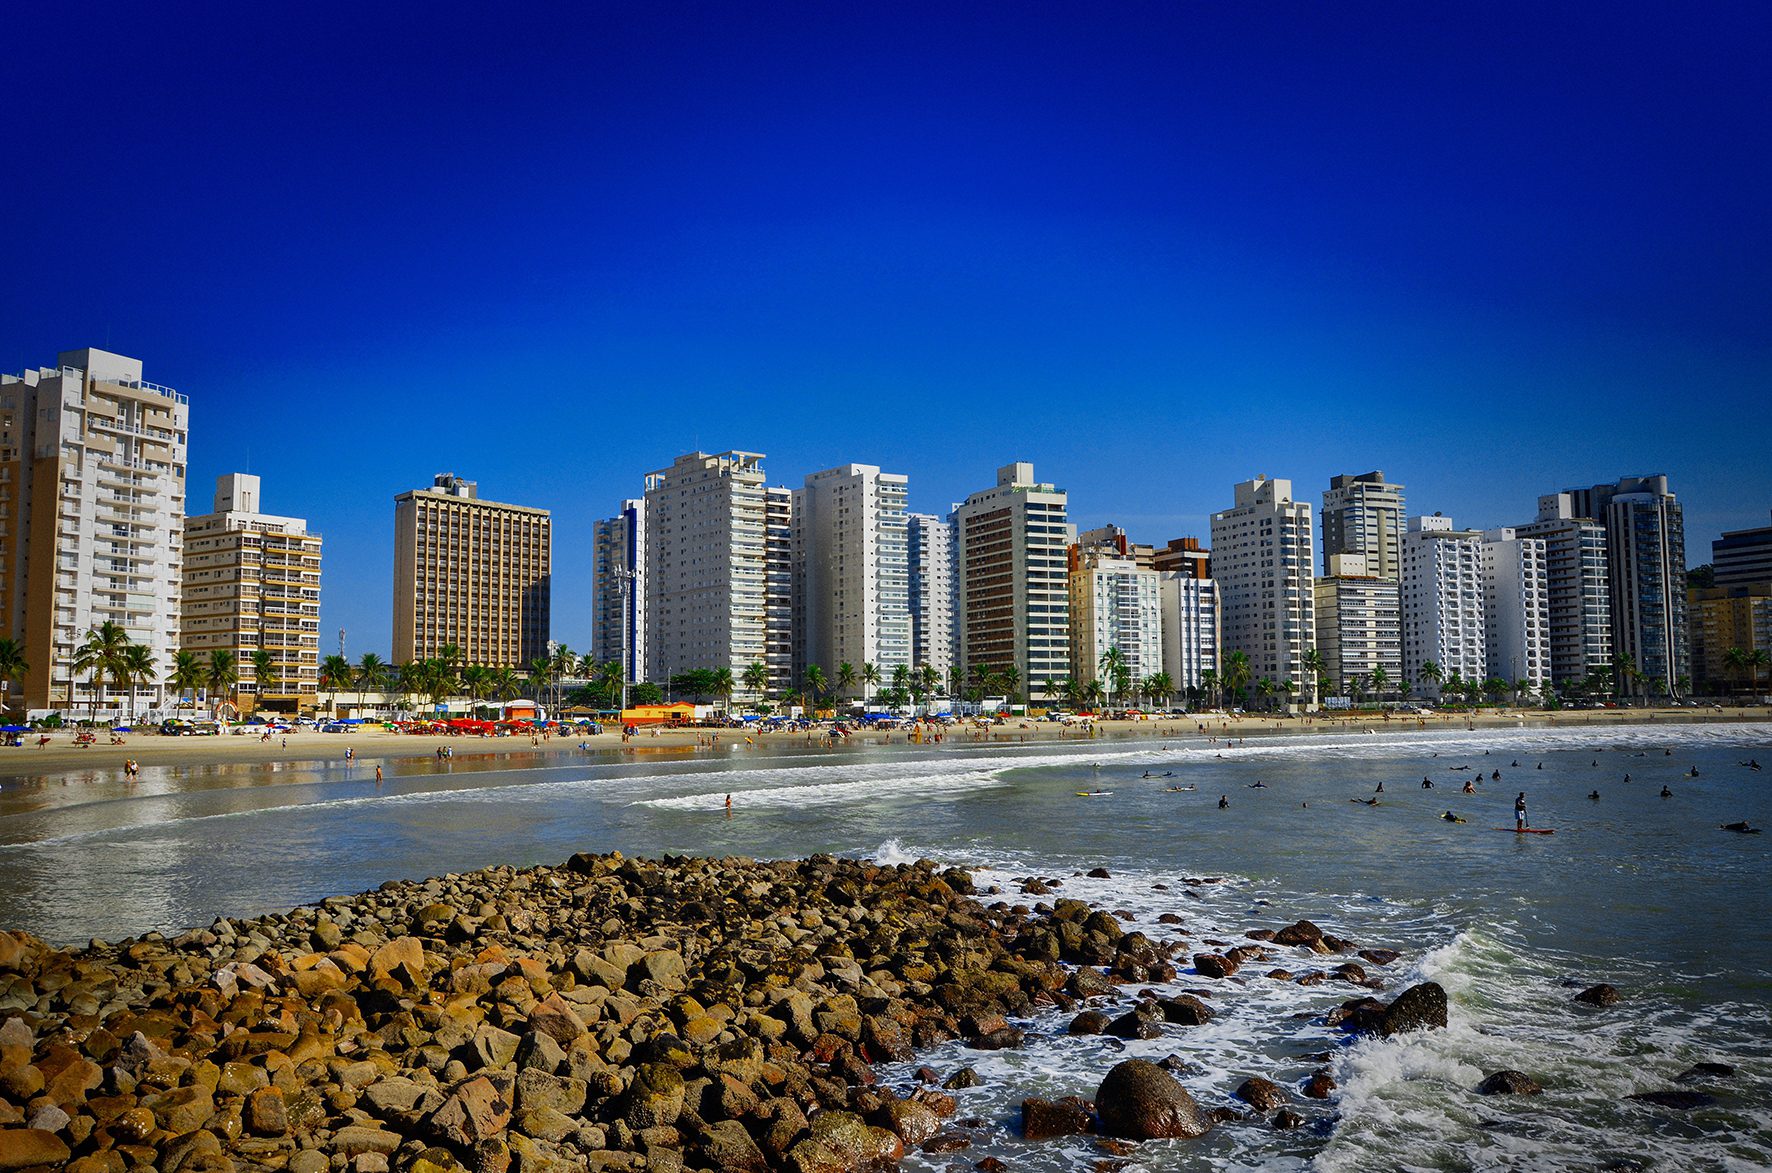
xmin=4 ymin=2 xmax=1768 ymax=659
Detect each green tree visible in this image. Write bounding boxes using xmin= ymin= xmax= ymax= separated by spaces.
xmin=461 ymin=665 xmax=494 ymax=714
xmin=1417 ymin=659 xmax=1443 ymax=698
xmin=861 ymin=662 xmax=881 ymax=709
xmin=1749 ymin=649 xmax=1771 ymax=692
xmin=711 ymin=666 xmax=736 ymax=713
xmin=742 ymin=661 xmax=770 ymax=703
xmin=206 ymin=649 xmax=239 ymax=719
xmin=1369 ymin=665 xmax=1390 ymax=702
xmin=318 ymin=654 xmax=354 ymax=718
xmin=119 ymin=644 xmax=158 ymax=722
xmin=251 ymin=649 xmax=279 ymax=704
xmin=492 ymin=667 xmax=522 ymax=703
xmin=1199 ymin=667 xmax=1219 ymax=708
xmin=1144 ymin=671 xmax=1174 ymax=710
xmin=0 ymin=638 xmax=27 ymax=712
xmin=803 ymin=664 xmax=828 ymax=714
xmin=1001 ymin=664 xmax=1022 ymax=704
xmin=356 ymin=652 xmax=389 ymax=696
xmin=72 ymin=621 xmax=132 ymax=722
xmin=836 ymin=662 xmax=858 ymax=709
xmin=169 ymin=650 xmax=205 ymax=712
xmin=1301 ymin=647 xmax=1326 ymax=708
xmin=1098 ymin=646 xmax=1127 ymax=709
xmin=1222 ymin=650 xmax=1251 ymax=710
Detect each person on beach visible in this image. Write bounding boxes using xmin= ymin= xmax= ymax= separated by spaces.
xmin=375 ymin=765 xmax=383 ymax=785
xmin=1515 ymin=792 xmax=1528 ymax=829
xmin=725 ymin=794 xmax=732 ymax=818
xmin=345 ymin=747 xmax=354 ymax=764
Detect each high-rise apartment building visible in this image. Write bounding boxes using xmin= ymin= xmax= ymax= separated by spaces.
xmin=792 ymin=464 xmax=911 ymax=682
xmin=1517 ymin=494 xmax=1613 ymax=687
xmin=1566 ymin=475 xmax=1689 ymax=694
xmin=642 ymin=452 xmax=769 ymax=684
xmin=1067 ymin=544 xmax=1163 ymax=691
xmin=1688 ymin=584 xmax=1772 ymax=693
xmin=393 ymin=474 xmax=550 ymax=668
xmin=1 ymin=349 xmax=188 ymax=713
xmin=1480 ymin=528 xmax=1550 ymax=692
xmin=1209 ymin=477 xmax=1316 ymax=706
xmin=1313 ymin=554 xmax=1402 ymax=697
xmin=1401 ymin=515 xmax=1486 ymax=696
xmin=1321 ymin=471 xmax=1405 ymax=580
xmin=763 ymin=486 xmax=795 ymax=696
xmin=906 ymin=513 xmax=956 ymax=678
xmin=591 ymin=499 xmax=645 ymax=682
xmin=1076 ymin=524 xmax=1156 ymax=569
xmin=1154 ymin=537 xmax=1211 ymax=579
xmin=183 ymin=474 xmax=321 ymax=712
xmin=1712 ymin=511 xmax=1772 ymax=590
xmin=1158 ymin=573 xmax=1219 ymax=695
xmin=953 ymin=463 xmax=1074 ymax=698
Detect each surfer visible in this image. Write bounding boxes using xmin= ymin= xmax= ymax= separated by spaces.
xmin=1741 ymin=760 xmax=1761 ymax=771
xmin=1511 ymin=760 xmax=1520 ymax=767
xmin=725 ymin=794 xmax=732 ymax=817
xmin=1684 ymin=767 xmax=1700 ymax=778
xmin=1375 ymin=781 xmax=1384 ymax=794
xmin=1515 ymin=792 xmax=1529 ymax=830
xmin=1353 ymin=797 xmax=1380 ymax=806
xmin=1421 ymin=777 xmax=1434 ymax=788
xmin=1588 ymin=789 xmax=1600 ymax=801
xmin=1249 ymin=780 xmax=1267 ymax=788
xmin=1218 ymin=795 xmax=1229 ymax=809
xmin=1660 ymin=786 xmax=1673 ymax=798
xmin=1462 ymin=779 xmax=1475 ymax=794
xmin=1491 ymin=770 xmax=1500 ymax=780
xmin=1722 ymin=821 xmax=1761 ymax=834
xmin=1536 ymin=762 xmax=1543 ymax=769
xmin=1441 ymin=811 xmax=1466 ymax=823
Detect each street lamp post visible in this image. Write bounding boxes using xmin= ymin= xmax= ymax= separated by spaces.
xmin=615 ymin=568 xmax=637 ymax=716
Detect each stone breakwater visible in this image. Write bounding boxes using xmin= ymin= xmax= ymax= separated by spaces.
xmin=0 ymin=852 xmax=1442 ymax=1173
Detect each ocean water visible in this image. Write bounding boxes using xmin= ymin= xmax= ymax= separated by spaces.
xmin=1 ymin=722 xmax=1769 ymax=1169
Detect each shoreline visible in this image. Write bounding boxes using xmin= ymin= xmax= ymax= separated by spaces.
xmin=1 ymin=707 xmax=1766 ymax=782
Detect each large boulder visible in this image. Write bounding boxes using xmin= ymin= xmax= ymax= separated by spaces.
xmin=1234 ymin=1077 xmax=1286 ymax=1112
xmin=0 ymin=1128 xmax=71 ymax=1171
xmin=1020 ymin=1096 xmax=1094 ymax=1140
xmin=1574 ymin=984 xmax=1620 ymax=1007
xmin=1379 ymin=983 xmax=1447 ymax=1037
xmin=1476 ymin=1070 xmax=1543 ymax=1096
xmin=1094 ymin=1059 xmax=1213 ymax=1140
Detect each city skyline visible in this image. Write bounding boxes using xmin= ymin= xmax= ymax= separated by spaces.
xmin=4 ymin=3 xmax=1768 ymax=657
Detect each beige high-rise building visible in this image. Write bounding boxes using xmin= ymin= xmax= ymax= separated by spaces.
xmin=1210 ymin=476 xmax=1316 ymax=707
xmin=1 ymin=349 xmax=188 ymax=714
xmin=183 ymin=474 xmax=321 ymax=713
xmin=954 ymin=462 xmax=1075 ymax=698
xmin=393 ymin=474 xmax=551 ymax=668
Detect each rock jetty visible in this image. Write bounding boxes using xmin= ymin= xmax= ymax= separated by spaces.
xmin=0 ymin=851 xmax=1415 ymax=1172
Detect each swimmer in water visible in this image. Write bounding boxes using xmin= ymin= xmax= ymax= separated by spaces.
xmin=1218 ymin=795 xmax=1229 ymax=809
xmin=1588 ymin=789 xmax=1600 ymax=800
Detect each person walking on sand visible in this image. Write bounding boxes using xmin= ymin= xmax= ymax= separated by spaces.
xmin=1515 ymin=792 xmax=1528 ymax=830
xmin=375 ymin=765 xmax=383 ymax=785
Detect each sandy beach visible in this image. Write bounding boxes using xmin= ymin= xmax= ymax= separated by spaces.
xmin=1 ymin=706 xmax=1764 ymax=780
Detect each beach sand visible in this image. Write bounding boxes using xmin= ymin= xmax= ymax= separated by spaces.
xmin=1 ymin=705 xmax=1763 ymax=780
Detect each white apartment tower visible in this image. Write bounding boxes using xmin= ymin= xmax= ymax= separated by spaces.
xmin=1480 ymin=527 xmax=1550 ymax=692
xmin=1 ymin=349 xmax=188 ymax=713
xmin=792 ymin=464 xmax=911 ymax=682
xmin=642 ymin=451 xmax=769 ymax=683
xmin=1401 ymin=515 xmax=1486 ymax=696
xmin=1516 ymin=494 xmax=1612 ymax=687
xmin=1158 ymin=574 xmax=1220 ymax=695
xmin=591 ymin=499 xmax=645 ymax=682
xmin=906 ymin=512 xmax=956 ymax=678
xmin=1067 ymin=545 xmax=1163 ymax=691
xmin=1209 ymin=476 xmax=1316 ymax=706
xmin=763 ymin=486 xmax=795 ymax=696
xmin=183 ymin=474 xmax=322 ymax=712
xmin=954 ymin=463 xmax=1074 ymax=698
xmin=1313 ymin=553 xmax=1403 ymax=697
xmin=1322 ymin=471 xmax=1406 ymax=580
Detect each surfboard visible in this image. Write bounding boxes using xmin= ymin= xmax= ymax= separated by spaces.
xmin=1494 ymin=827 xmax=1555 ymax=834
xmin=1076 ymin=791 xmax=1112 ymax=797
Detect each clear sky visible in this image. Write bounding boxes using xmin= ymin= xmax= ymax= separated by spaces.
xmin=4 ymin=2 xmax=1768 ymax=660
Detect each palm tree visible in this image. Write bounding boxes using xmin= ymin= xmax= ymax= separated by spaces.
xmin=460 ymin=665 xmax=494 ymax=715
xmin=1369 ymin=665 xmax=1390 ymax=703
xmin=1199 ymin=667 xmax=1219 ymax=709
xmin=120 ymin=644 xmax=158 ymax=722
xmin=1280 ymin=679 xmax=1296 ymax=711
xmin=742 ymin=661 xmax=770 ymax=704
xmin=356 ymin=652 xmax=389 ymax=700
xmin=921 ymin=664 xmax=941 ymax=699
xmin=1610 ymin=653 xmax=1637 ymax=702
xmin=946 ymin=665 xmax=965 ymax=701
xmin=492 ymin=667 xmax=522 ymax=703
xmin=836 ymin=662 xmax=857 ymax=710
xmin=1083 ymin=679 xmax=1105 ymax=713
xmin=1255 ymin=677 xmax=1276 ymax=711
xmin=72 ymin=621 xmax=132 ymax=722
xmin=1748 ymin=649 xmax=1771 ymax=692
xmin=1098 ymin=647 xmax=1127 ymax=710
xmin=711 ymin=666 xmax=736 ymax=714
xmin=1001 ymin=664 xmax=1022 ymax=704
xmin=0 ymin=638 xmax=27 ymax=713
xmin=318 ymin=654 xmax=354 ymax=719
xmin=1222 ymin=650 xmax=1251 ymax=710
xmin=251 ymin=649 xmax=279 ymax=707
xmin=803 ymin=664 xmax=828 ymax=715
xmin=1723 ymin=647 xmax=1748 ymax=694
xmin=1301 ymin=647 xmax=1326 ymax=709
xmin=169 ymin=650 xmax=205 ymax=714
xmin=1417 ymin=659 xmax=1443 ymax=699
xmin=206 ymin=649 xmax=239 ymax=719
xmin=858 ymin=662 xmax=881 ymax=710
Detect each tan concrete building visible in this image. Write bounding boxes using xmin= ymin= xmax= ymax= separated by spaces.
xmin=0 ymin=349 xmax=188 ymax=714
xmin=393 ymin=474 xmax=550 ymax=668
xmin=1689 ymin=584 xmax=1772 ymax=693
xmin=183 ymin=474 xmax=321 ymax=712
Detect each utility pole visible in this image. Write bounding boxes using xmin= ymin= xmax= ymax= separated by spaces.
xmin=616 ymin=569 xmax=637 ymax=715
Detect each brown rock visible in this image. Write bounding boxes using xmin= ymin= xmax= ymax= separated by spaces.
xmin=427 ymin=1076 xmax=513 ymax=1147
xmin=1234 ymin=1077 xmax=1286 ymax=1112
xmin=369 ymin=936 xmax=426 ymax=987
xmin=1021 ymin=1096 xmax=1094 ymax=1140
xmin=1094 ymin=1059 xmax=1212 ymax=1140
xmin=0 ymin=1128 xmax=71 ymax=1171
xmin=246 ymin=1086 xmax=289 ymax=1135
xmin=525 ymin=994 xmax=585 ymax=1045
